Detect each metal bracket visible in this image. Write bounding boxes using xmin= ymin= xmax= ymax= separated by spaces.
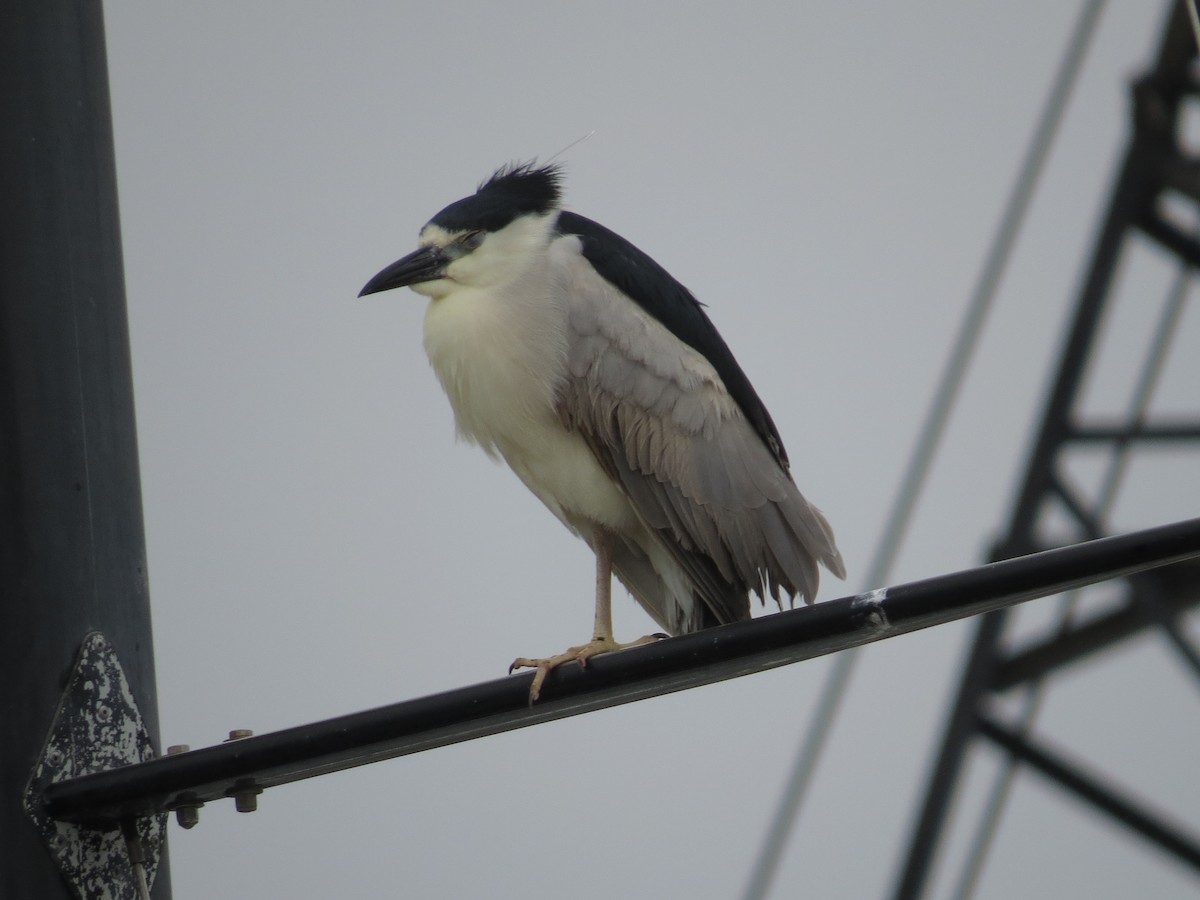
xmin=24 ymin=632 xmax=166 ymax=900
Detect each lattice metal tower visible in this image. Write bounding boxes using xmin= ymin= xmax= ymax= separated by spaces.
xmin=894 ymin=2 xmax=1200 ymax=896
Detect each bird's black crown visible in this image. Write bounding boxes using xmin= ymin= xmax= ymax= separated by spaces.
xmin=429 ymin=162 xmax=564 ymax=234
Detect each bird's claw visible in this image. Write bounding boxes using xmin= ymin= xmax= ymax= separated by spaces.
xmin=510 ymin=633 xmax=667 ymax=703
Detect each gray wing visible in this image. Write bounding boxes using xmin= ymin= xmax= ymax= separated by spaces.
xmin=552 ymin=245 xmax=846 ymax=633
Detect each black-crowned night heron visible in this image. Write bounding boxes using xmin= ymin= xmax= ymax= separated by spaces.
xmin=360 ymin=162 xmax=845 ymax=700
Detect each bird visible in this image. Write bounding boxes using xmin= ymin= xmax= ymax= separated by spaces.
xmin=359 ymin=162 xmax=845 ymax=700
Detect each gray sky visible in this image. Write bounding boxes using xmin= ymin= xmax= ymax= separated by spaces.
xmin=103 ymin=3 xmax=1199 ymax=897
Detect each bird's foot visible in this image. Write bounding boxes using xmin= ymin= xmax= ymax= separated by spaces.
xmin=510 ymin=633 xmax=667 ymax=702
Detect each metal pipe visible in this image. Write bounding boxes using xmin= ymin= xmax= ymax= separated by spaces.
xmin=40 ymin=517 xmax=1200 ymax=827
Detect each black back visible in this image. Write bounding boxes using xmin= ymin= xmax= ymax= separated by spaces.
xmin=556 ymin=211 xmax=791 ymax=469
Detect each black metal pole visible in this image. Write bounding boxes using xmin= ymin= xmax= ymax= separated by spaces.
xmin=39 ymin=517 xmax=1200 ymax=827
xmin=889 ymin=19 xmax=1181 ymax=887
xmin=890 ymin=609 xmax=1008 ymax=900
xmin=0 ymin=4 xmax=169 ymax=899
xmin=990 ymin=564 xmax=1200 ymax=689
xmin=976 ymin=714 xmax=1200 ymax=872
xmin=1005 ymin=120 xmax=1154 ymax=547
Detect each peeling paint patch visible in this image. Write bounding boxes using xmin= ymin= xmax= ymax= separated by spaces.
xmin=23 ymin=633 xmax=166 ymax=900
xmin=851 ymin=588 xmax=893 ymax=634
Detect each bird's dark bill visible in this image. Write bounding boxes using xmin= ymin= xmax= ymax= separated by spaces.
xmin=358 ymin=246 xmax=446 ymax=297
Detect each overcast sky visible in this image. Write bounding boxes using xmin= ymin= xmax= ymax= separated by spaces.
xmin=101 ymin=3 xmax=1199 ymax=898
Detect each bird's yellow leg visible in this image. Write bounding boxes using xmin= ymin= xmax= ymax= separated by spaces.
xmin=510 ymin=528 xmax=666 ymax=702
xmin=591 ymin=524 xmax=616 ymax=643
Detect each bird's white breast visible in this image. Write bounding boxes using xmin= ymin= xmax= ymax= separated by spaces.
xmin=421 ymin=256 xmax=636 ymax=534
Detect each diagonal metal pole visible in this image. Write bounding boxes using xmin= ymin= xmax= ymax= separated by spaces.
xmin=890 ymin=36 xmax=1168 ymax=893
xmin=36 ymin=517 xmax=1200 ymax=828
xmin=742 ymin=4 xmax=1109 ymax=897
xmin=976 ymin=713 xmax=1200 ymax=871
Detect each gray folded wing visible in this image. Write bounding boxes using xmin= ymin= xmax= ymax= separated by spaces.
xmin=553 ymin=249 xmax=845 ymax=633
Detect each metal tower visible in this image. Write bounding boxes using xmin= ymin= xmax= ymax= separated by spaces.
xmin=894 ymin=3 xmax=1200 ymax=896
